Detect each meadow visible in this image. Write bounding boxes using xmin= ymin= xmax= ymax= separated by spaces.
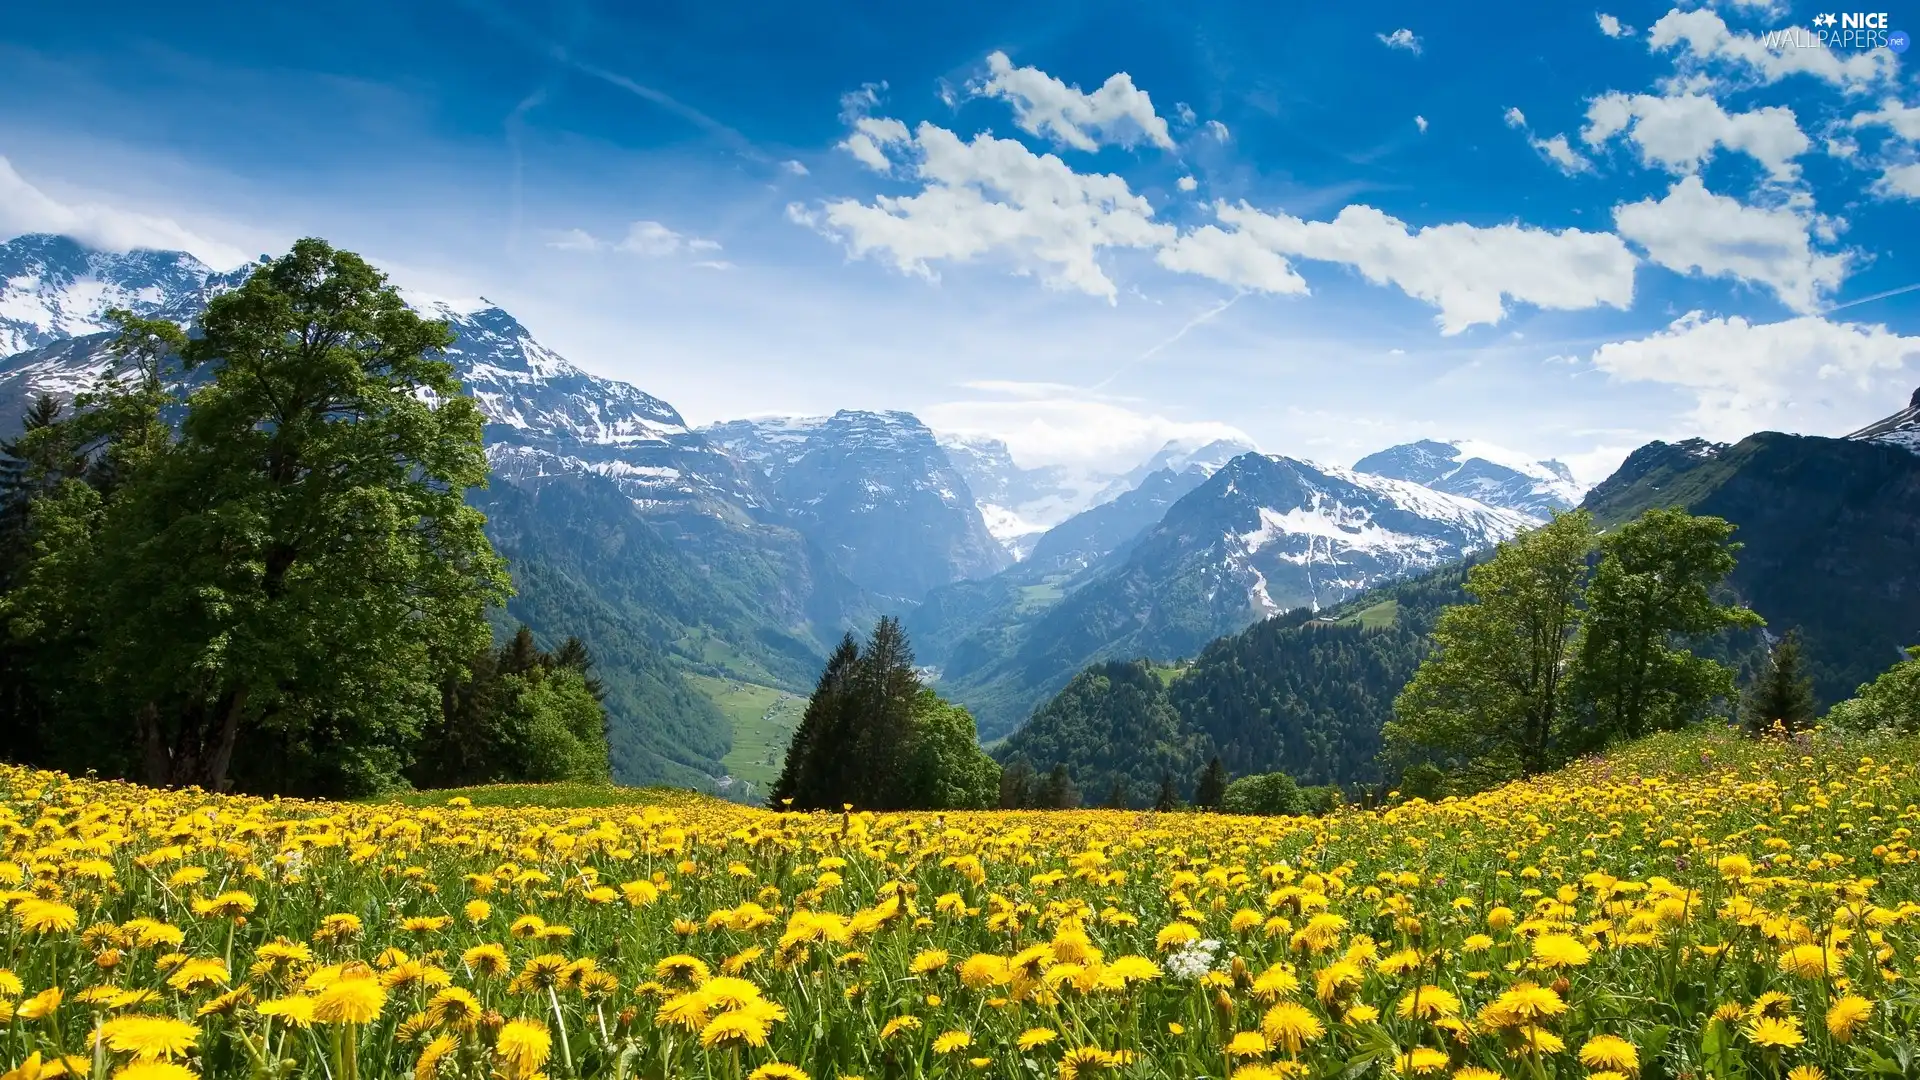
xmin=2 ymin=726 xmax=1916 ymax=1080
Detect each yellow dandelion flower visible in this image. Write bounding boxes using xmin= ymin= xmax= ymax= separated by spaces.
xmin=1577 ymin=1034 xmax=1638 ymax=1072
xmin=1825 ymin=995 xmax=1872 ymax=1042
xmin=312 ymin=977 xmax=386 ymax=1025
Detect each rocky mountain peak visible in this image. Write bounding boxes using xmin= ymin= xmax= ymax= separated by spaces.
xmin=1353 ymin=437 xmax=1581 ymax=516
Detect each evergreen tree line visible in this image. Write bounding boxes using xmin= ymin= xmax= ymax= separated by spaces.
xmin=771 ymin=616 xmax=999 ymax=810
xmin=0 ymin=239 xmax=610 ymax=797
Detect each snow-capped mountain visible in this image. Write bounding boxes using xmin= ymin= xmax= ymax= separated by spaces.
xmin=935 ymin=433 xmax=1118 ymax=558
xmin=0 ymin=234 xmax=222 ymax=357
xmin=1092 ymin=436 xmax=1259 ymax=504
xmin=703 ymin=412 xmax=1012 ymax=603
xmin=1353 ymin=438 xmax=1581 ymax=516
xmin=1846 ymin=386 xmax=1920 ymax=453
xmin=912 ymin=449 xmax=1540 ymax=739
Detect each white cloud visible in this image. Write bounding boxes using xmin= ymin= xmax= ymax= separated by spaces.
xmin=1826 ymin=137 xmax=1859 ymax=159
xmin=1873 ymin=163 xmax=1920 ymax=199
xmin=1595 ymin=13 xmax=1634 ymax=38
xmin=1159 ymin=201 xmax=1637 ymax=334
xmin=1174 ymin=102 xmax=1198 ymax=126
xmin=1589 ymin=311 xmax=1920 ymax=440
xmin=1849 ymin=98 xmax=1920 ymax=141
xmin=921 ymin=384 xmax=1253 ymax=470
xmin=1530 ymin=133 xmax=1594 ymax=174
xmin=1581 ymin=91 xmax=1809 ymax=180
xmin=1377 ymin=28 xmax=1423 ymax=54
xmin=1647 ymin=9 xmax=1893 ymax=91
xmin=0 ymin=155 xmax=251 ymax=269
xmin=839 ymin=116 xmax=911 ymax=173
xmin=971 ymin=51 xmax=1175 ymax=152
xmin=1204 ymin=120 xmax=1231 ymax=142
xmin=1612 ymin=176 xmax=1847 ymax=312
xmin=1502 ymin=109 xmax=1593 ymax=174
xmin=797 ymin=121 xmax=1175 ymax=302
xmin=548 ymin=219 xmax=723 ymax=257
xmin=838 ymin=81 xmax=887 ymax=123
xmin=1176 ymin=175 xmax=1199 ymax=192
xmin=1415 ymin=115 xmax=1429 ymax=133
xmin=781 ymin=159 xmax=810 ymax=176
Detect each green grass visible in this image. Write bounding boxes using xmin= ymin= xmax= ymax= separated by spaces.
xmin=1338 ymin=599 xmax=1399 ymax=630
xmin=1015 ymin=581 xmax=1065 ymax=613
xmin=1149 ymin=662 xmax=1186 ymax=687
xmin=687 ymin=672 xmax=806 ymax=791
xmin=370 ymin=782 xmax=696 ymax=809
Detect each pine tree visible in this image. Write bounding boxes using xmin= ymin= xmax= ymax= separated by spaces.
xmin=1038 ymin=763 xmax=1080 ymax=809
xmin=1743 ymin=630 xmax=1815 ymax=736
xmin=1102 ymin=779 xmax=1128 ymax=809
xmin=771 ymin=634 xmax=859 ymax=809
xmin=1195 ymin=755 xmax=1229 ymax=809
xmin=1154 ymin=774 xmax=1181 ymax=811
xmin=998 ymin=760 xmax=1035 ymax=808
xmin=849 ymin=615 xmax=922 ymax=807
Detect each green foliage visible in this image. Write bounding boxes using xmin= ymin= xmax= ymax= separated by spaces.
xmin=1826 ymin=646 xmax=1920 ymax=735
xmin=1388 ymin=507 xmax=1754 ymax=788
xmin=1742 ymin=630 xmax=1817 ymax=736
xmin=1194 ymin=755 xmax=1229 ymax=809
xmin=772 ymin=619 xmax=998 ymax=810
xmin=1385 ymin=511 xmax=1598 ymax=784
xmin=1220 ymin=770 xmax=1300 ymax=815
xmin=1570 ymin=508 xmax=1761 ymax=746
xmin=0 ymin=240 xmax=638 ymax=799
xmin=994 ymin=660 xmax=1208 ymax=809
xmin=0 ymin=240 xmax=512 ymax=795
xmin=410 ymin=627 xmax=613 ymax=790
xmin=1584 ymin=431 xmax=1920 ymax=707
xmin=1036 ymin=763 xmax=1081 ymax=809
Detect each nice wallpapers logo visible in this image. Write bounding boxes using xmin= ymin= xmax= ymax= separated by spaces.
xmin=1765 ymin=11 xmax=1909 ymax=50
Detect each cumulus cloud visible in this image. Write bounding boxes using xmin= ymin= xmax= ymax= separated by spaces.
xmin=797 ymin=122 xmax=1174 ymax=302
xmin=1377 ymin=28 xmax=1423 ymax=54
xmin=1849 ymin=97 xmax=1920 ymax=142
xmin=1531 ymin=134 xmax=1594 ymax=174
xmin=972 ymin=51 xmax=1175 ymax=151
xmin=1176 ymin=175 xmax=1199 ymax=192
xmin=1504 ymin=108 xmax=1592 ymax=174
xmin=1648 ymin=9 xmax=1893 ymax=91
xmin=0 ymin=155 xmax=252 ymax=269
xmin=1589 ymin=311 xmax=1920 ymax=440
xmin=549 ymin=220 xmax=722 ymax=257
xmin=1158 ymin=201 xmax=1637 ymax=334
xmin=1204 ymin=120 xmax=1231 ymax=142
xmin=1595 ymin=13 xmax=1635 ymax=38
xmin=921 ymin=382 xmax=1254 ymax=470
xmin=1415 ymin=115 xmax=1429 ymax=133
xmin=781 ymin=159 xmax=810 ymax=176
xmin=839 ymin=116 xmax=911 ymax=173
xmin=1582 ymin=91 xmax=1809 ymax=180
xmin=1874 ymin=163 xmax=1920 ymax=199
xmin=1612 ymin=177 xmax=1847 ymax=312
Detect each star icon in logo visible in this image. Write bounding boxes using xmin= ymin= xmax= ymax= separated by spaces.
xmin=1813 ymin=12 xmax=1836 ymax=26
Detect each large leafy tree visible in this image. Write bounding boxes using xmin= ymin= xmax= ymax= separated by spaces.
xmin=1569 ymin=508 xmax=1759 ymax=745
xmin=1384 ymin=510 xmax=1597 ymax=781
xmin=2 ymin=239 xmax=509 ymax=793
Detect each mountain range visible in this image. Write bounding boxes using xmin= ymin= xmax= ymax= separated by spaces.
xmin=3 ymin=231 xmax=1603 ymax=790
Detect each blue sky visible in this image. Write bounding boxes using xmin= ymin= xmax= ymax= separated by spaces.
xmin=3 ymin=0 xmax=1919 ymax=481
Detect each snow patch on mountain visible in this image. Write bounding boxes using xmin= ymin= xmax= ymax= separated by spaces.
xmin=1352 ymin=438 xmax=1581 ymax=516
xmin=1846 ymin=386 xmax=1920 ymax=455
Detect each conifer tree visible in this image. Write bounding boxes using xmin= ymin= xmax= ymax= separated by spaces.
xmin=771 ymin=634 xmax=859 ymax=808
xmin=998 ymin=760 xmax=1035 ymax=808
xmin=1154 ymin=774 xmax=1181 ymax=811
xmin=1743 ymin=630 xmax=1815 ymax=735
xmin=1102 ymin=779 xmax=1128 ymax=809
xmin=1039 ymin=763 xmax=1080 ymax=809
xmin=1195 ymin=755 xmax=1229 ymax=809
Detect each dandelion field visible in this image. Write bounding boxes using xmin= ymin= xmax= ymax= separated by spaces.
xmin=3 ymin=728 xmax=1917 ymax=1080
